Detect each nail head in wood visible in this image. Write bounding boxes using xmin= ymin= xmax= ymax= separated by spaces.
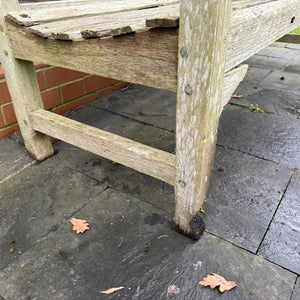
xmin=180 ymin=47 xmax=189 ymax=58
xmin=184 ymin=85 xmax=193 ymax=95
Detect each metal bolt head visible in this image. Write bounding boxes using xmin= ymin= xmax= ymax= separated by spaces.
xmin=180 ymin=47 xmax=189 ymax=58
xmin=185 ymin=85 xmax=193 ymax=95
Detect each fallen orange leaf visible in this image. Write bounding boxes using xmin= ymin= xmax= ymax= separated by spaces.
xmin=70 ymin=218 xmax=90 ymax=234
xmin=231 ymin=94 xmax=243 ymax=98
xmin=250 ymin=290 xmax=255 ymax=295
xmin=100 ymin=287 xmax=124 ymax=294
xmin=199 ymin=273 xmax=237 ymax=293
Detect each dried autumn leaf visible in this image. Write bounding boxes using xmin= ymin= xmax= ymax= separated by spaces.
xmin=199 ymin=273 xmax=237 ymax=293
xmin=70 ymin=218 xmax=90 ymax=234
xmin=231 ymin=94 xmax=243 ymax=98
xmin=100 ymin=287 xmax=124 ymax=294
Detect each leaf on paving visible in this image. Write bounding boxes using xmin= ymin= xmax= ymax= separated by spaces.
xmin=231 ymin=94 xmax=243 ymax=98
xmin=157 ymin=235 xmax=168 ymax=239
xmin=199 ymin=207 xmax=205 ymax=214
xmin=250 ymin=290 xmax=255 ymax=295
xmin=249 ymin=104 xmax=274 ymax=114
xmin=100 ymin=287 xmax=124 ymax=294
xmin=70 ymin=218 xmax=90 ymax=234
xmin=242 ymin=252 xmax=247 ymax=258
xmin=10 ymin=239 xmax=18 ymax=244
xmin=167 ymin=285 xmax=180 ymax=294
xmin=199 ymin=273 xmax=237 ymax=293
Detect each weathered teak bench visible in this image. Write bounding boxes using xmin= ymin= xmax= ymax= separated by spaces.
xmin=0 ymin=0 xmax=299 ymax=239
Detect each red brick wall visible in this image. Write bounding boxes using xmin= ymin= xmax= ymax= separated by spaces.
xmin=0 ymin=63 xmax=128 ymax=139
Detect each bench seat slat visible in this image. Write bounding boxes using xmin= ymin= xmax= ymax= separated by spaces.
xmin=6 ymin=0 xmax=300 ymax=90
xmin=27 ymin=4 xmax=179 ymax=40
xmin=9 ymin=0 xmax=299 ymax=43
xmin=12 ymin=0 xmax=178 ymax=26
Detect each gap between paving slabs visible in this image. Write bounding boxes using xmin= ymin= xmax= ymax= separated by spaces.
xmin=257 ymin=170 xmax=300 ymax=275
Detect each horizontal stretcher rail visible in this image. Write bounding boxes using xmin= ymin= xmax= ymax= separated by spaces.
xmin=31 ymin=109 xmax=176 ymax=185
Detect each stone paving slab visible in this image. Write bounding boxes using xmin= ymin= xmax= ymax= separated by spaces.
xmin=245 ymin=45 xmax=300 ymax=71
xmin=229 ymin=66 xmax=265 ymax=98
xmin=203 ymin=147 xmax=291 ymax=252
xmin=0 ymin=188 xmax=296 ymax=300
xmin=0 ymin=138 xmax=33 ymax=183
xmin=217 ymin=105 xmax=300 ymax=169
xmin=133 ymin=234 xmax=296 ymax=300
xmin=93 ymin=85 xmax=176 ymax=132
xmin=258 ymin=171 xmax=300 ymax=275
xmin=291 ymin=277 xmax=300 ymax=300
xmin=0 ymin=159 xmax=106 ymax=270
xmin=230 ymin=89 xmax=300 ymax=118
xmin=259 ymin=70 xmax=300 ymax=94
xmin=245 ymin=55 xmax=290 ymax=71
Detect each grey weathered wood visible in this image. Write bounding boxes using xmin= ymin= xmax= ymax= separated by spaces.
xmin=174 ymin=0 xmax=232 ymax=239
xmin=227 ymin=0 xmax=300 ymax=70
xmin=7 ymin=20 xmax=178 ymax=91
xmin=146 ymin=16 xmax=179 ymax=28
xmin=277 ymin=33 xmax=300 ymax=44
xmin=6 ymin=0 xmax=300 ymax=81
xmin=0 ymin=0 xmax=53 ymax=160
xmin=31 ymin=109 xmax=175 ymax=185
xmin=10 ymin=0 xmax=299 ymax=43
xmin=5 ymin=18 xmax=247 ymax=98
xmin=12 ymin=0 xmax=177 ymax=26
xmin=27 ymin=4 xmax=179 ymax=40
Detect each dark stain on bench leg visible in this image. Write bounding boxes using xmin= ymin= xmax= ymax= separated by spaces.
xmin=174 ymin=213 xmax=205 ymax=240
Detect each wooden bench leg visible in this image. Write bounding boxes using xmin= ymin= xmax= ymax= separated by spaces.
xmin=174 ymin=0 xmax=232 ymax=239
xmin=0 ymin=0 xmax=53 ymax=160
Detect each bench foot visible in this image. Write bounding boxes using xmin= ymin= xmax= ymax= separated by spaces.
xmin=174 ymin=212 xmax=205 ymax=240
